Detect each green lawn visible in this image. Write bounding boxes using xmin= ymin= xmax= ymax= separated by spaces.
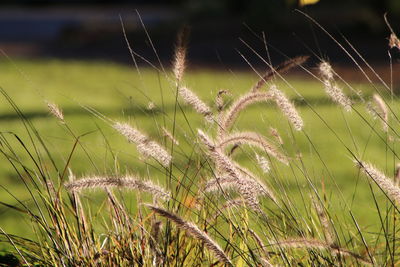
xmin=0 ymin=59 xmax=395 ymax=244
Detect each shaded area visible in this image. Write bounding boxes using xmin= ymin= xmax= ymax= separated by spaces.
xmin=0 ymin=1 xmax=399 ymax=71
xmin=0 ymin=94 xmax=375 ymax=122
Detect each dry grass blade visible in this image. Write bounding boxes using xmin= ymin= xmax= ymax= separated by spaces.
xmin=147 ymin=205 xmax=233 ymax=266
xmin=312 ymin=198 xmax=335 ymax=245
xmin=216 ymin=89 xmax=231 ymax=111
xmin=251 ymin=55 xmax=309 ymax=92
xmin=217 ymin=132 xmax=288 ymax=164
xmin=65 ymin=175 xmax=171 ymax=201
xmin=272 ymin=238 xmax=372 ymax=266
xmin=220 ymin=91 xmax=273 ymax=135
xmin=162 ymin=126 xmax=179 ymax=145
xmin=248 ymin=229 xmax=272 ymax=266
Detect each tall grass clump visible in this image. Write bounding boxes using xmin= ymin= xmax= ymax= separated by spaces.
xmin=1 ymin=14 xmax=400 ymax=266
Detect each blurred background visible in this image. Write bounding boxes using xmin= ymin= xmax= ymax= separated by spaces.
xmin=0 ymin=0 xmax=399 ymax=67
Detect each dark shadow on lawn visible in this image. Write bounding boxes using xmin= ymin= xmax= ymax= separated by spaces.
xmin=0 ymin=95 xmax=369 ymax=121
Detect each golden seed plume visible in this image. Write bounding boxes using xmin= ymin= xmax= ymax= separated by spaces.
xmin=220 ymin=91 xmax=273 ymax=135
xmin=65 ymin=175 xmax=171 ymax=201
xmin=198 ymin=129 xmax=267 ymax=211
xmin=179 ymin=87 xmax=213 ymax=122
xmin=372 ymin=94 xmax=389 ymax=132
xmin=147 ymin=205 xmax=233 ymax=266
xmin=319 ymin=61 xmax=352 ymax=112
xmin=357 ymin=161 xmax=400 ymax=205
xmin=389 ymin=33 xmax=400 ymax=49
xmin=256 ymin=154 xmax=271 ymax=173
xmin=113 ymin=122 xmax=172 ymax=167
xmin=269 ymin=85 xmax=303 ymax=131
xmin=217 ymin=132 xmax=288 ymax=164
xmin=172 ymin=27 xmax=189 ymax=83
xmin=251 ymin=55 xmax=309 ymax=92
xmin=46 ymin=101 xmax=64 ymax=122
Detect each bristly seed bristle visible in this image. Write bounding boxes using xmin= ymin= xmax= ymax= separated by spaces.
xmin=319 ymin=61 xmax=352 ymax=112
xmin=113 ymin=122 xmax=172 ymax=167
xmin=65 ymin=175 xmax=171 ymax=201
xmin=217 ymin=132 xmax=288 ymax=165
xmin=356 ymin=160 xmax=400 ymax=205
xmin=372 ymin=94 xmax=389 ymax=132
xmin=147 ymin=205 xmax=233 ymax=266
xmin=269 ymin=85 xmax=303 ymax=131
xmin=179 ymin=87 xmax=213 ymax=122
xmin=46 ymin=101 xmax=64 ymax=122
xmin=256 ymin=154 xmax=270 ymax=173
xmin=172 ymin=27 xmax=188 ymax=83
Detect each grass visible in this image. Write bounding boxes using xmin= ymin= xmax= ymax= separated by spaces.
xmin=0 ymin=57 xmax=397 ymax=265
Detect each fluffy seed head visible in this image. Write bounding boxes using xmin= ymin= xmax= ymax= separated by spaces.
xmin=220 ymin=91 xmax=273 ymax=134
xmin=319 ymin=62 xmax=352 ymax=112
xmin=372 ymin=94 xmax=389 ymax=132
xmin=113 ymin=122 xmax=172 ymax=167
xmin=256 ymin=154 xmax=270 ymax=173
xmin=319 ymin=61 xmax=334 ymax=80
xmin=251 ymin=56 xmax=309 ymax=92
xmin=357 ymin=161 xmax=400 ymax=205
xmin=147 ymin=102 xmax=156 ymax=111
xmin=172 ymin=27 xmax=189 ymax=82
xmin=147 ymin=205 xmax=233 ymax=265
xmin=389 ymin=33 xmax=400 ymax=49
xmin=269 ymin=85 xmax=303 ymax=131
xmin=46 ymin=101 xmax=64 ymax=122
xmin=179 ymin=87 xmax=213 ymax=122
xmin=217 ymin=132 xmax=288 ymax=164
xmin=198 ymin=129 xmax=267 ymax=210
xmin=65 ymin=175 xmax=171 ymax=201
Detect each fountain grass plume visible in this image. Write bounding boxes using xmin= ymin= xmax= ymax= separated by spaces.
xmin=147 ymin=205 xmax=233 ymax=266
xmin=46 ymin=101 xmax=64 ymax=122
xmin=357 ymin=160 xmax=400 ymax=205
xmin=372 ymin=94 xmax=389 ymax=132
xmin=217 ymin=132 xmax=288 ymax=164
xmin=179 ymin=86 xmax=213 ymax=122
xmin=65 ymin=175 xmax=171 ymax=201
xmin=319 ymin=61 xmax=352 ymax=112
xmin=113 ymin=121 xmax=172 ymax=167
xmin=269 ymin=85 xmax=303 ymax=131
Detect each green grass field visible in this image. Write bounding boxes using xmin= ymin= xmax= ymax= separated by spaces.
xmin=0 ymin=58 xmax=394 ymax=248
